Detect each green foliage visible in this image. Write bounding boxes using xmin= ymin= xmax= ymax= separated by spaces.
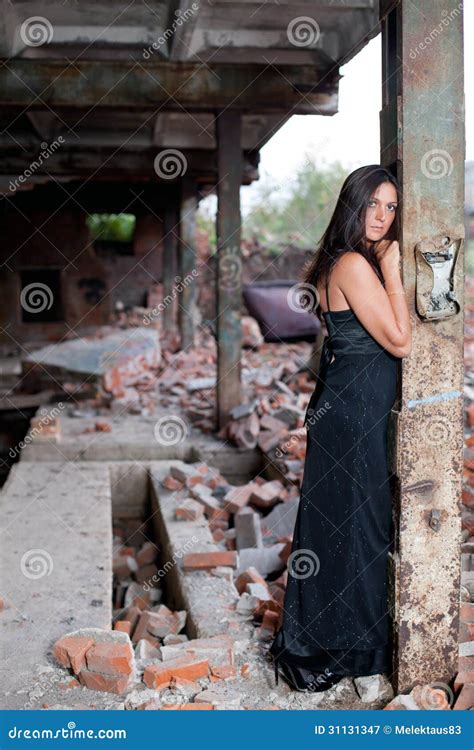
xmin=196 ymin=157 xmax=349 ymax=255
xmin=242 ymin=157 xmax=348 ymax=251
xmin=87 ymin=213 xmax=136 ymax=243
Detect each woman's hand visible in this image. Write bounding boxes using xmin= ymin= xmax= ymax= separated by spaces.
xmin=375 ymin=240 xmax=400 ymax=274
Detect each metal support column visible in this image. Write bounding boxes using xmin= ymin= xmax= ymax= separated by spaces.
xmin=178 ymin=178 xmax=200 ymax=350
xmin=215 ymin=111 xmax=243 ymax=428
xmin=380 ymin=0 xmax=465 ymax=692
xmin=162 ymin=205 xmax=179 ymax=338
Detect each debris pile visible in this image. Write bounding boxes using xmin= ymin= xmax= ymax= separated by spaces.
xmin=21 ymin=326 xmax=162 ymax=410
xmin=155 ymin=326 xmax=315 ymax=442
xmin=53 ymin=629 xmax=136 ymax=695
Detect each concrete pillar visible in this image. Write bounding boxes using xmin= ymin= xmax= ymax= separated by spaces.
xmin=178 ymin=178 xmax=200 ymax=349
xmin=215 ymin=110 xmax=243 ymax=428
xmin=162 ymin=205 xmax=179 ymax=338
xmin=380 ymin=0 xmax=465 ymax=692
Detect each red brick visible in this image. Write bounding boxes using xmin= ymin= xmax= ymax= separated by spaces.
xmin=210 ymin=665 xmax=237 ymax=681
xmin=113 ymin=554 xmax=138 ymax=578
xmin=60 ymin=678 xmax=80 ymax=689
xmin=460 ymin=602 xmax=474 ymax=622
xmin=462 ymin=487 xmax=474 ymax=508
xmin=259 ymin=610 xmax=279 ymax=637
xmin=458 ymin=655 xmax=474 ymax=672
xmin=132 ymin=611 xmax=154 ymax=643
xmin=176 ymin=499 xmax=204 ymax=521
xmin=208 ymin=518 xmax=229 ymax=532
xmin=162 ymin=476 xmax=183 ymax=491
xmin=78 ymin=669 xmax=131 ymax=694
xmin=161 ymin=703 xmax=214 ymax=710
xmin=114 ymin=621 xmax=131 ymax=636
xmin=53 ymin=636 xmax=94 ymax=675
xmin=118 ymin=546 xmax=135 ymax=557
xmin=249 ymin=480 xmax=284 ymax=509
xmin=223 ymin=483 xmax=258 ymax=514
xmin=182 ymin=551 xmax=237 ymax=570
xmin=235 ymin=567 xmax=267 ymax=594
xmin=454 ymin=671 xmax=474 ymax=691
xmin=85 ymin=642 xmax=133 ymax=676
xmin=453 ymin=683 xmax=474 ymax=710
xmin=160 ymin=635 xmax=234 ymax=667
xmin=120 ymin=606 xmax=141 ymax=636
xmin=146 ymin=605 xmax=186 ymax=638
xmin=132 ymin=607 xmax=185 ymax=642
xmin=143 ymin=657 xmax=209 ymax=688
xmin=136 ymin=542 xmax=158 ymax=566
xmin=462 ymin=516 xmax=474 ymax=536
xmin=126 ymin=590 xmax=151 ymax=611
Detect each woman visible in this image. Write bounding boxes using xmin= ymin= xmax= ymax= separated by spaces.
xmin=269 ymin=164 xmax=412 ymax=692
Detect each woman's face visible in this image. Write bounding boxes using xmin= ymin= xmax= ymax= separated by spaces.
xmin=364 ymin=181 xmax=398 ymax=243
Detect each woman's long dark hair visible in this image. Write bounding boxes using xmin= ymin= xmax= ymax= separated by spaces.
xmin=301 ymin=164 xmax=401 ymax=319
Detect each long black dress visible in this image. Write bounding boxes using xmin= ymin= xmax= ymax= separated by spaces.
xmin=269 ymin=277 xmax=399 ymax=678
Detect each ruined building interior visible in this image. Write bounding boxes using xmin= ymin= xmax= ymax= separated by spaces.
xmin=0 ymin=0 xmax=471 ymax=713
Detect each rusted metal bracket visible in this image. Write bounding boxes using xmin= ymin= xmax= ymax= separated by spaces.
xmin=414 ymin=235 xmax=461 ymax=320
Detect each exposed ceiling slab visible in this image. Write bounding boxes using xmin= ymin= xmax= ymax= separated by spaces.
xmin=0 ymin=0 xmax=381 ymax=187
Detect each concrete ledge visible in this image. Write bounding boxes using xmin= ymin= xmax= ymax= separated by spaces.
xmin=0 ymin=461 xmax=112 ymax=708
xmin=148 ymin=461 xmax=254 ymax=642
xmin=19 ymin=407 xmax=261 ymax=484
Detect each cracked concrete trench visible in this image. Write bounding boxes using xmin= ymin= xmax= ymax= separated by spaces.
xmin=0 ymin=409 xmax=395 ymax=710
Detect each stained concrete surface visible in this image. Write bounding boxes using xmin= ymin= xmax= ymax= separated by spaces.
xmin=0 ymin=461 xmax=112 ymax=709
xmin=19 ymin=403 xmax=262 ymax=484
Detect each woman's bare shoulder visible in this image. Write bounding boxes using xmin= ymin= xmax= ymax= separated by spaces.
xmin=328 ymin=253 xmax=376 ymax=297
xmin=334 ymin=251 xmax=373 ymax=277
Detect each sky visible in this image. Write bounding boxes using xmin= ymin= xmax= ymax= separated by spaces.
xmin=229 ymin=2 xmax=473 ymax=216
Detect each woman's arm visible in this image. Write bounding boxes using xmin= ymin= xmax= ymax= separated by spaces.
xmin=333 ymin=244 xmax=412 ymax=358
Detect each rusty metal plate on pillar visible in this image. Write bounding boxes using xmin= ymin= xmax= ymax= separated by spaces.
xmin=415 ymin=235 xmax=462 ymax=320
